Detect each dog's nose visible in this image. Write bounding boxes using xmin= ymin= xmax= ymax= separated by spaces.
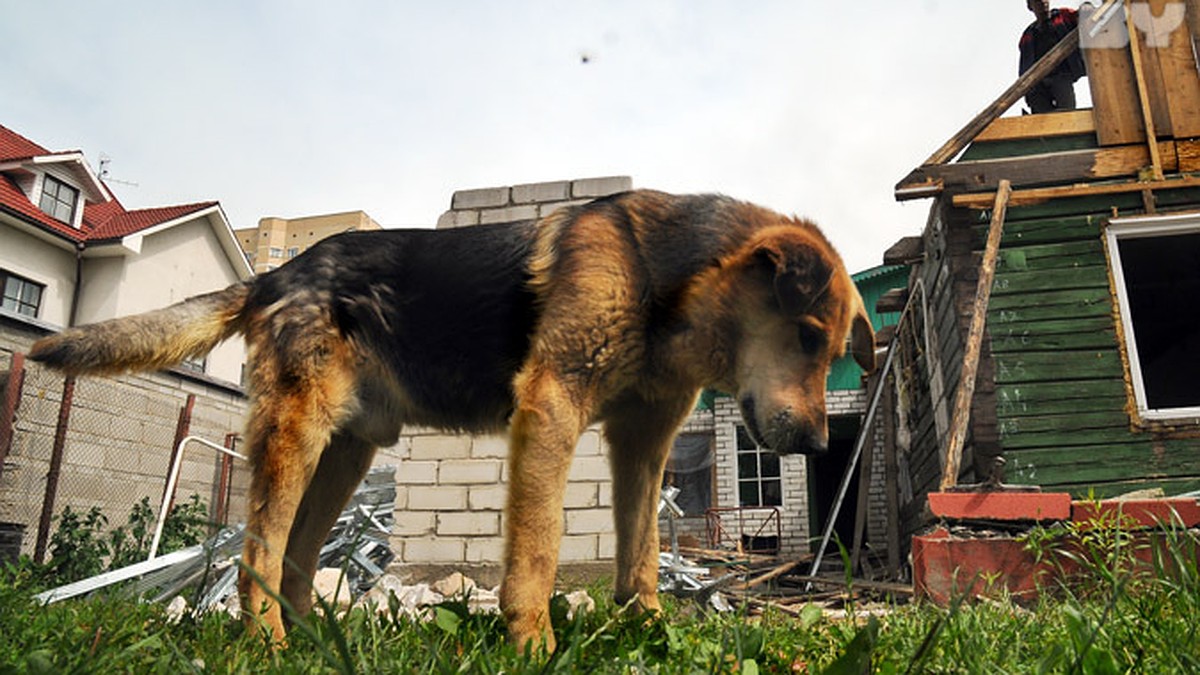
xmin=781 ymin=428 xmax=828 ymax=456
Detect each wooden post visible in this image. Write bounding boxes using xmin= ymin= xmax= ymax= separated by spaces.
xmin=162 ymin=394 xmax=196 ymax=514
xmin=214 ymin=433 xmax=238 ymax=527
xmin=940 ymin=180 xmax=1012 ymax=492
xmin=1125 ymin=0 xmax=1165 ymax=180
xmin=34 ymin=375 xmax=75 ymax=564
xmin=0 ymin=353 xmax=25 ymax=481
xmin=882 ymin=372 xmax=901 ymax=579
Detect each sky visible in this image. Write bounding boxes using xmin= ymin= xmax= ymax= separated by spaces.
xmin=1 ymin=1 xmax=1066 ymax=273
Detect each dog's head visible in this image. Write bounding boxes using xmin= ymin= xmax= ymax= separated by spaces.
xmin=716 ymin=223 xmax=875 ymax=456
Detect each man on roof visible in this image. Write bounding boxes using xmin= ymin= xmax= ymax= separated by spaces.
xmin=1020 ymin=0 xmax=1087 ymax=114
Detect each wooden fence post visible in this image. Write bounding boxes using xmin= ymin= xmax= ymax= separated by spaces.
xmin=162 ymin=394 xmax=196 ymax=515
xmin=0 ymin=352 xmax=26 ymax=481
xmin=34 ymin=375 xmax=75 ymax=563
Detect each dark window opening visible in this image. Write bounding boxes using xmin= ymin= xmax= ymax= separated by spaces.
xmin=1117 ymin=232 xmax=1200 ymax=411
xmin=662 ymin=432 xmax=715 ymax=516
xmin=808 ymin=415 xmax=861 ymax=552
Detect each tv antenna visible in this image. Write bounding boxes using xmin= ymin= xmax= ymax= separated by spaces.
xmin=97 ymin=153 xmax=139 ymax=188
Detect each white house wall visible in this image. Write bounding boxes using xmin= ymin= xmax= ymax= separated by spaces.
xmin=76 ymin=214 xmax=247 ymax=383
xmin=0 ymin=224 xmax=76 ymax=325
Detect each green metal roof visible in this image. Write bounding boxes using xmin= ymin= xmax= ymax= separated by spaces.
xmin=827 ymin=264 xmax=909 ymax=391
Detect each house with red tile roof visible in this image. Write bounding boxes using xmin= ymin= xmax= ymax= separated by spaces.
xmin=0 ymin=122 xmax=252 ymax=384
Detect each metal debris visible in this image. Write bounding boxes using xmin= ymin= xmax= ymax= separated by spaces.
xmin=35 ymin=466 xmax=397 ymax=609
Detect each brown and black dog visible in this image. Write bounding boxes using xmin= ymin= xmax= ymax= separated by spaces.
xmin=30 ymin=190 xmax=874 ymax=650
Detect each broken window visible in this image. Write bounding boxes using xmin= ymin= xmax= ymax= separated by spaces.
xmin=662 ymin=432 xmax=714 ymax=516
xmin=1106 ymin=214 xmax=1200 ymax=420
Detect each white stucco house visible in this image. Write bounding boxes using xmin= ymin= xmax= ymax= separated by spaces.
xmin=0 ymin=123 xmax=255 ymax=557
xmin=0 ymin=122 xmax=252 ymax=381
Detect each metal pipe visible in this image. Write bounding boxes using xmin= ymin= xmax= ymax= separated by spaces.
xmin=148 ymin=435 xmax=247 ymax=560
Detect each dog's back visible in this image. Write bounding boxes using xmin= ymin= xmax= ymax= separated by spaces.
xmin=245 ymin=219 xmax=542 ymax=432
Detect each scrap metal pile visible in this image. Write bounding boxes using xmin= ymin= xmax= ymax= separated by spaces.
xmin=36 ymin=466 xmax=397 ymax=611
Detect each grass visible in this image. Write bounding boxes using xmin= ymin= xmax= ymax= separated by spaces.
xmin=2 ymin=522 xmax=1198 ymax=673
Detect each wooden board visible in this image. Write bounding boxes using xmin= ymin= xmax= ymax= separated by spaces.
xmin=1178 ymin=138 xmax=1200 ymax=170
xmin=974 ymin=110 xmax=1097 ymax=143
xmin=1083 ymin=1 xmax=1146 ymax=145
xmin=952 ymin=174 xmax=1200 ymax=209
xmin=1140 ymin=0 xmax=1200 ymax=138
xmin=900 ymin=141 xmax=1176 ymax=195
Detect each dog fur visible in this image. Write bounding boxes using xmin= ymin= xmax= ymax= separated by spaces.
xmin=29 ymin=190 xmax=874 ymax=650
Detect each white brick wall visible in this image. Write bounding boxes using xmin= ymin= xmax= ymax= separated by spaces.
xmin=383 ymin=426 xmax=619 ymax=566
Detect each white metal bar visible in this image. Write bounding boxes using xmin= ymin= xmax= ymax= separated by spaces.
xmin=148 ymin=435 xmax=247 ymax=560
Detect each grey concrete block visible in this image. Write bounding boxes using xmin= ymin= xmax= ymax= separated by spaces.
xmin=571 ymin=176 xmax=632 ymax=198
xmin=451 ymin=187 xmax=510 ymax=210
xmin=512 ymin=181 xmax=570 ymax=204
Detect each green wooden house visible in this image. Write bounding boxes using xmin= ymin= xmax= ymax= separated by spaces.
xmin=885 ymin=1 xmax=1200 ymax=538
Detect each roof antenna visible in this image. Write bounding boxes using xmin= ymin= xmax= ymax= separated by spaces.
xmin=97 ymin=153 xmax=139 ymax=188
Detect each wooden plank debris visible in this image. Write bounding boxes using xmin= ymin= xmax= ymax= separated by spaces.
xmin=1125 ymin=0 xmax=1166 ymax=180
xmin=901 ymin=141 xmax=1177 ymax=195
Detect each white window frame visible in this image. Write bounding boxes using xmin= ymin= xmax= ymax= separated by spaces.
xmin=39 ymin=174 xmax=79 ymax=225
xmin=1 ymin=269 xmax=45 ymax=318
xmin=735 ymin=425 xmax=782 ymax=507
xmin=1105 ymin=212 xmax=1200 ymax=422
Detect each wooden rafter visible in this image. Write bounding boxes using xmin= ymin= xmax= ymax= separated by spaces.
xmin=951 ymin=174 xmax=1200 ymax=209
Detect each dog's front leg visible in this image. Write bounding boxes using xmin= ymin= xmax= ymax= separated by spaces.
xmin=500 ymin=370 xmax=585 ymax=654
xmin=603 ymin=392 xmax=698 ymax=613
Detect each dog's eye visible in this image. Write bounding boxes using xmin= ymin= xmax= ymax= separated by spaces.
xmin=797 ymin=322 xmax=825 ymax=354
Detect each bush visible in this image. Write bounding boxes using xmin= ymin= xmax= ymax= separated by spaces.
xmin=42 ymin=495 xmax=211 ymax=585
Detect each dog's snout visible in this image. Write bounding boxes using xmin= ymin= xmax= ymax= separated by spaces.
xmin=739 ymin=396 xmax=828 ymax=456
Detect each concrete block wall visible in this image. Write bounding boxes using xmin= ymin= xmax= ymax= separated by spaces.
xmin=436 ymin=176 xmax=633 ymax=229
xmin=376 ymin=426 xmax=615 ymax=567
xmin=1 ymin=317 xmax=251 ymax=558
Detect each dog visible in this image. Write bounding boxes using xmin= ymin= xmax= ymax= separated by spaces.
xmin=29 ymin=189 xmax=874 ymax=650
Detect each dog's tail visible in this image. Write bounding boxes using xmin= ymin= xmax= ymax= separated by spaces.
xmin=28 ymin=283 xmax=252 ymax=376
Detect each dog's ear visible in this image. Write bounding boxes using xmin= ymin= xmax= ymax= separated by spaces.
xmin=849 ymin=290 xmax=876 ymax=372
xmin=755 ymin=240 xmax=831 ymax=319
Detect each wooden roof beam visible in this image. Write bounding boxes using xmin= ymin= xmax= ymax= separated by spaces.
xmin=951 ymin=174 xmax=1200 ymax=209
xmin=901 ymin=140 xmax=1176 ymax=195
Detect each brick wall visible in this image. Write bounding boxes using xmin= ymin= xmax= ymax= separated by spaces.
xmin=377 ymin=426 xmax=616 ymax=567
xmin=435 ymin=176 xmax=632 ymax=229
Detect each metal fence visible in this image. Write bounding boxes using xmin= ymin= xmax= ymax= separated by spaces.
xmin=0 ymin=351 xmax=250 ymax=564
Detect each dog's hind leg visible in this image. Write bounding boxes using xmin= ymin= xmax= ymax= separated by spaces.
xmin=603 ymin=391 xmax=699 ymax=614
xmin=238 ymin=334 xmax=357 ymax=642
xmin=500 ymin=368 xmax=588 ymax=653
xmin=279 ymin=430 xmax=376 ymax=619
